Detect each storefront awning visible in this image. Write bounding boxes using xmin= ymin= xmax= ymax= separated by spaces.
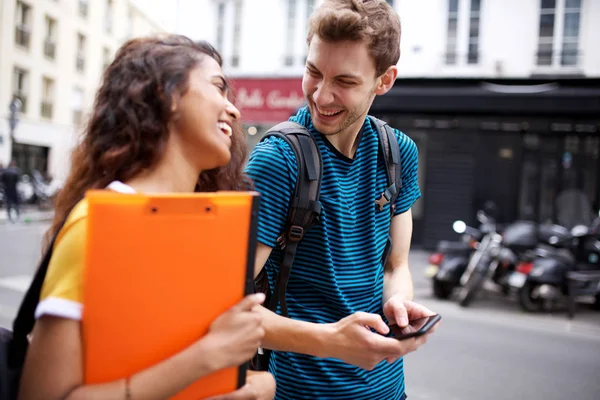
xmin=372 ymin=78 xmax=600 ymax=117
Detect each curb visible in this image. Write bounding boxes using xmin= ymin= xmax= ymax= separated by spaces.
xmin=0 ymin=212 xmax=54 ymax=225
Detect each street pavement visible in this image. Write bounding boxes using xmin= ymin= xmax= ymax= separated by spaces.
xmin=0 ymin=222 xmax=599 ymax=399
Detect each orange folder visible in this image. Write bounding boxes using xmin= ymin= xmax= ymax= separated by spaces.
xmin=82 ymin=190 xmax=260 ymax=399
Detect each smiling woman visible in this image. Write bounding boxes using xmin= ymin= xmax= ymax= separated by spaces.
xmin=15 ymin=34 xmax=275 ymax=400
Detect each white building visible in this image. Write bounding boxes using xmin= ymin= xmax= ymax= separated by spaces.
xmin=0 ymin=0 xmax=165 ymax=180
xmin=172 ymin=0 xmax=599 ymax=145
xmin=182 ymin=0 xmax=599 ymax=79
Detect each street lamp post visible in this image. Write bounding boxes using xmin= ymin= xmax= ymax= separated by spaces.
xmin=8 ymin=98 xmax=22 ymax=162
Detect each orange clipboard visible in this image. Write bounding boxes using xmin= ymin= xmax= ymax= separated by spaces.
xmin=82 ymin=190 xmax=260 ymax=399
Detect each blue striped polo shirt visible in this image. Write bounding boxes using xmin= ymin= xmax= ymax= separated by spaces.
xmin=245 ymin=107 xmax=421 ymax=400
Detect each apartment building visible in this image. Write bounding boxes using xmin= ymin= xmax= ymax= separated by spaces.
xmin=0 ymin=0 xmax=164 ymax=180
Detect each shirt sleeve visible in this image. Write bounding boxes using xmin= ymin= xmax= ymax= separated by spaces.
xmin=244 ymin=136 xmax=298 ymax=248
xmin=35 ymin=202 xmax=88 ymax=321
xmin=393 ymin=130 xmax=421 ymax=215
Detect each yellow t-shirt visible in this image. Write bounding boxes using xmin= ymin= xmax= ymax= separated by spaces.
xmin=35 ymin=200 xmax=88 ymax=321
xmin=34 ymin=181 xmax=136 ymax=321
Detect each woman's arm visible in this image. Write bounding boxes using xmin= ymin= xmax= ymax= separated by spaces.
xmin=19 ymin=293 xmax=266 ymax=400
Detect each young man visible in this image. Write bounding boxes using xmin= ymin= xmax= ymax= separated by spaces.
xmin=245 ymin=1 xmax=439 ymax=399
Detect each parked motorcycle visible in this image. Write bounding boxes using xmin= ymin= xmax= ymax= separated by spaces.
xmin=510 ymin=212 xmax=600 ymax=312
xmin=456 ymin=218 xmax=571 ymax=307
xmin=426 ymin=211 xmax=495 ymax=300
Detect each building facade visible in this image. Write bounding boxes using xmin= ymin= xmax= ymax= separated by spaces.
xmin=0 ymin=0 xmax=164 ymax=180
xmin=178 ymin=0 xmax=599 ymax=247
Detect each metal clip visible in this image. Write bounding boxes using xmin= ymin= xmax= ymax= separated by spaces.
xmin=375 ymin=192 xmax=390 ymax=211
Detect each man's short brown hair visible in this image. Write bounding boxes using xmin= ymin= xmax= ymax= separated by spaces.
xmin=307 ymin=0 xmax=401 ymax=76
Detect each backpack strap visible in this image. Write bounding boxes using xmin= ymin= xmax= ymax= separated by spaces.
xmin=369 ymin=116 xmax=403 ymax=267
xmin=9 ymin=223 xmax=64 ymax=367
xmin=260 ymin=121 xmax=322 ymax=317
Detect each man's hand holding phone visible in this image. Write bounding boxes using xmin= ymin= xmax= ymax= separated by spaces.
xmin=382 ymin=296 xmax=441 ymax=362
xmin=325 ymin=304 xmax=440 ymax=371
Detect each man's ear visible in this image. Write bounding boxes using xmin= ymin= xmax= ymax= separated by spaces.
xmin=375 ymin=66 xmax=398 ymax=96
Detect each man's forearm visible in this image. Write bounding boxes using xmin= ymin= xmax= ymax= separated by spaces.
xmin=383 ymin=264 xmax=414 ymax=305
xmin=258 ymin=305 xmax=331 ymax=358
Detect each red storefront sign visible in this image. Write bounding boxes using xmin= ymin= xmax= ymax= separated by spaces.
xmin=230 ymin=78 xmax=305 ymax=123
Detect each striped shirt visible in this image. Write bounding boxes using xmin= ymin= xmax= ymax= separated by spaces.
xmin=245 ymin=107 xmax=421 ymax=399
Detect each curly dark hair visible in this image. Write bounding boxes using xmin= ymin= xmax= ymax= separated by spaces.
xmin=44 ymin=34 xmax=251 ymax=249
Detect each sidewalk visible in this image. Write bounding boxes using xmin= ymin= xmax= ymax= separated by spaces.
xmin=0 ymin=206 xmax=54 ymax=224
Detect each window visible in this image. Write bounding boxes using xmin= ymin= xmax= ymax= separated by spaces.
xmin=72 ymin=87 xmax=84 ymax=125
xmin=284 ymin=0 xmax=297 ymax=66
xmin=445 ymin=0 xmax=459 ymax=65
xmin=44 ymin=16 xmax=57 ymax=59
xmin=536 ymin=0 xmax=556 ymax=65
xmin=102 ymin=47 xmax=111 ymax=71
xmin=15 ymin=1 xmax=31 ymax=49
xmin=215 ymin=3 xmax=225 ymax=52
xmin=386 ymin=0 xmax=395 ymax=6
xmin=12 ymin=67 xmax=29 ymax=113
xmin=76 ymin=33 xmax=86 ymax=72
xmin=467 ymin=0 xmax=481 ymax=64
xmin=105 ymin=0 xmax=114 ymax=34
xmin=561 ymin=0 xmax=581 ymax=65
xmin=79 ymin=0 xmax=89 ymax=18
xmin=536 ymin=0 xmax=582 ymax=67
xmin=231 ymin=0 xmax=243 ymax=67
xmin=41 ymin=77 xmax=55 ymax=119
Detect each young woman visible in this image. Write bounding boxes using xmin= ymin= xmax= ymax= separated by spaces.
xmin=18 ymin=35 xmax=275 ymax=400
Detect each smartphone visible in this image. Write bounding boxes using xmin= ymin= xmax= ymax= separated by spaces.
xmin=387 ymin=314 xmax=441 ymax=340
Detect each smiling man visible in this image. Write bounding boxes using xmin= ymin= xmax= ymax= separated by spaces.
xmin=245 ymin=1 xmax=439 ymax=399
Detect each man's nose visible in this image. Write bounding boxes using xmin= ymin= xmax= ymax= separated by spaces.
xmin=312 ymin=83 xmax=334 ymax=105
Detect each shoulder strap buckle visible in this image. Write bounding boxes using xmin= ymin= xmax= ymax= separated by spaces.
xmin=288 ymin=225 xmax=305 ymax=242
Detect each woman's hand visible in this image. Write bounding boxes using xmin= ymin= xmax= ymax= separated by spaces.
xmin=206 ymin=371 xmax=276 ymax=400
xmin=202 ymin=293 xmax=266 ymax=371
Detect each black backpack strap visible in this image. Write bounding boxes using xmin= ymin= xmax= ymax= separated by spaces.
xmin=9 ymin=225 xmax=63 ymax=367
xmin=369 ymin=116 xmax=403 ymax=267
xmin=260 ymin=121 xmax=322 ymax=317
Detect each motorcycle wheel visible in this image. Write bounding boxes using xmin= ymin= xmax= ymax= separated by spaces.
xmin=433 ymin=279 xmax=454 ymax=300
xmin=457 ymin=271 xmax=486 ymax=307
xmin=518 ymin=283 xmax=544 ymax=312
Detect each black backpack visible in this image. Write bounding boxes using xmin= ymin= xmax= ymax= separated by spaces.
xmin=0 ymin=225 xmax=64 ymax=400
xmin=251 ymin=116 xmax=402 ymax=370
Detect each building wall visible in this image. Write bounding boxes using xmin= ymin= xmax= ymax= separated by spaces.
xmin=0 ymin=0 xmax=164 ymax=180
xmin=191 ymin=0 xmax=599 ymax=79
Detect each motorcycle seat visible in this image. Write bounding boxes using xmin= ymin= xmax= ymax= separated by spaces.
xmin=437 ymin=240 xmax=472 ymax=253
xmin=536 ymin=244 xmax=575 ymax=265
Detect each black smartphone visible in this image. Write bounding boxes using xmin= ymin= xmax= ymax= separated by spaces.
xmin=387 ymin=314 xmax=441 ymax=340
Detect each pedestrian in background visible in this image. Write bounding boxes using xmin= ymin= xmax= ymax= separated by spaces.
xmin=1 ymin=160 xmax=22 ymax=223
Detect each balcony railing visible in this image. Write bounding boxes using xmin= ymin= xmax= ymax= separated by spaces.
xmin=76 ymin=54 xmax=85 ymax=72
xmin=536 ymin=50 xmax=582 ymax=67
xmin=44 ymin=39 xmax=56 ymax=59
xmin=15 ymin=25 xmax=31 ymax=48
xmin=41 ymin=101 xmax=53 ymax=119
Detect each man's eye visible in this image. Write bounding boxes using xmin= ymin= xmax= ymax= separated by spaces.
xmin=339 ymin=81 xmax=356 ymax=86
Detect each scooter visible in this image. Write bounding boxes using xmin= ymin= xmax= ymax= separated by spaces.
xmin=426 ymin=210 xmax=494 ymax=300
xmin=457 ymin=218 xmax=571 ymax=307
xmin=510 ymin=212 xmax=600 ymax=312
